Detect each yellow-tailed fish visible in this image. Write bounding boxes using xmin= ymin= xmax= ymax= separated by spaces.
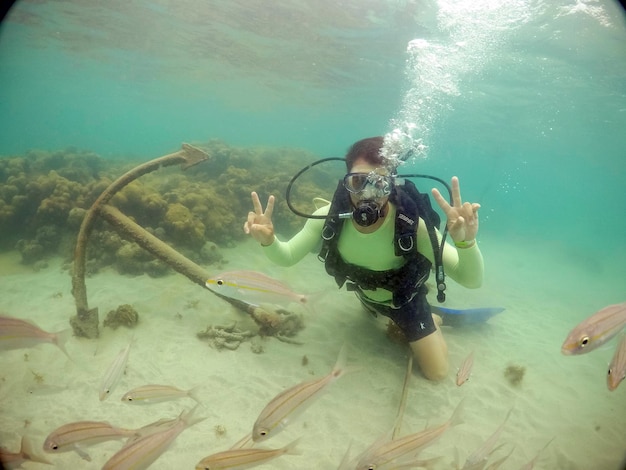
xmin=101 ymin=405 xmax=205 ymax=470
xmin=355 ymin=399 xmax=464 ymax=470
xmin=195 ymin=438 xmax=301 ymax=469
xmin=121 ymin=384 xmax=202 ymax=404
xmin=0 ymin=314 xmax=71 ymax=358
xmin=456 ymin=350 xmax=475 ymax=386
xmin=252 ymin=344 xmax=349 ymax=442
xmin=99 ymin=339 xmax=133 ymax=401
xmin=461 ymin=408 xmax=513 ymax=470
xmin=607 ymin=334 xmax=626 ymax=391
xmin=561 ymin=301 xmax=626 ymax=355
xmin=0 ymin=436 xmax=52 ymax=467
xmin=43 ymin=420 xmax=136 ymax=461
xmin=205 ymin=270 xmax=309 ymax=308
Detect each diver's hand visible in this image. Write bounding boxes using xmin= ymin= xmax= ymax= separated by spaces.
xmin=244 ymin=191 xmax=275 ymax=246
xmin=431 ymin=176 xmax=480 ymax=243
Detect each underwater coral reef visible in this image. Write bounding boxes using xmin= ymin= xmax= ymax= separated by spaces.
xmin=0 ymin=140 xmax=330 ymax=276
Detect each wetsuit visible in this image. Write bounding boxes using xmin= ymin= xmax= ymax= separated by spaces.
xmin=262 ymin=203 xmax=483 ymax=342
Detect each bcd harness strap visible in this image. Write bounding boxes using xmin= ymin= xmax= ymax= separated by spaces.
xmin=318 ymin=179 xmax=443 ymax=307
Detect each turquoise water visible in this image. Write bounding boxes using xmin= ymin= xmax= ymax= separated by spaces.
xmin=1 ymin=1 xmax=626 ymax=468
xmin=1 ymin=1 xmax=625 ymax=248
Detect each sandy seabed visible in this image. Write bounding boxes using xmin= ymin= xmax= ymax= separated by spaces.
xmin=1 ymin=235 xmax=625 ymax=470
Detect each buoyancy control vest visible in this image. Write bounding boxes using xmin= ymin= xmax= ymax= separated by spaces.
xmin=318 ymin=179 xmax=442 ymax=307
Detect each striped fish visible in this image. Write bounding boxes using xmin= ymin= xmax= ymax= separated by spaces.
xmin=99 ymin=339 xmax=133 ymax=401
xmin=607 ymin=334 xmax=626 ymax=391
xmin=561 ymin=302 xmax=626 ymax=355
xmin=252 ymin=345 xmax=348 ymax=442
xmin=0 ymin=314 xmax=71 ymax=357
xmin=101 ymin=405 xmax=205 ymax=470
xmin=205 ymin=270 xmax=308 ymax=307
xmin=456 ymin=350 xmax=475 ymax=386
xmin=355 ymin=399 xmax=464 ymax=470
xmin=43 ymin=420 xmax=136 ymax=461
xmin=195 ymin=438 xmax=300 ymax=469
xmin=121 ymin=384 xmax=202 ymax=404
xmin=461 ymin=408 xmax=513 ymax=470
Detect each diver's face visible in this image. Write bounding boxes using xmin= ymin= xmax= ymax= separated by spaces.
xmin=345 ymin=161 xmax=392 ymax=205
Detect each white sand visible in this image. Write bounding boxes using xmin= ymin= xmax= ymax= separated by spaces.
xmin=1 ymin=235 xmax=625 ymax=469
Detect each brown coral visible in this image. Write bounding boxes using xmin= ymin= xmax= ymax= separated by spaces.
xmin=103 ymin=304 xmax=139 ymax=329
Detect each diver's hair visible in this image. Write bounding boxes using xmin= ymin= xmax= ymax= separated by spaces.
xmin=345 ymin=136 xmax=384 ymax=171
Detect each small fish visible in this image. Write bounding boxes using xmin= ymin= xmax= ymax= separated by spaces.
xmin=456 ymin=350 xmax=475 ymax=386
xmin=252 ymin=344 xmax=349 ymax=442
xmin=485 ymin=444 xmax=515 ymax=470
xmin=561 ymin=302 xmax=626 ymax=355
xmin=195 ymin=438 xmax=300 ymax=469
xmin=0 ymin=435 xmax=52 ymax=467
xmin=607 ymin=334 xmax=626 ymax=391
xmin=43 ymin=420 xmax=136 ymax=461
xmin=206 ymin=270 xmax=309 ymax=307
xmin=99 ymin=339 xmax=133 ymax=401
xmin=517 ymin=437 xmax=554 ymax=470
xmin=461 ymin=408 xmax=513 ymax=470
xmin=121 ymin=384 xmax=202 ymax=404
xmin=0 ymin=314 xmax=71 ymax=357
xmin=355 ymin=399 xmax=464 ymax=470
xmin=101 ymin=405 xmax=205 ymax=470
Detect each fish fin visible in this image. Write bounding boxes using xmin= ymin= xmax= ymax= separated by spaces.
xmin=187 ymin=384 xmax=204 ymax=404
xmin=20 ymin=435 xmax=53 ymax=465
xmin=73 ymin=443 xmax=92 ymax=462
xmin=450 ymin=397 xmax=466 ymax=428
xmin=301 ymin=288 xmax=331 ymax=315
xmin=283 ymin=437 xmax=303 ymax=455
xmin=53 ymin=328 xmax=73 ymax=360
xmin=332 ymin=343 xmax=360 ymax=379
xmin=181 ymin=403 xmax=207 ymax=428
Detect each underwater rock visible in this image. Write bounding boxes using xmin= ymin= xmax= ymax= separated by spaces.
xmin=103 ymin=304 xmax=139 ymax=329
xmin=115 ymin=242 xmax=152 ymax=275
xmin=15 ymin=239 xmax=44 ymax=264
xmin=199 ymin=241 xmax=223 ymax=264
xmin=145 ymin=259 xmax=170 ymax=277
xmin=66 ymin=207 xmax=87 ymax=229
xmin=163 ymin=202 xmax=206 ymax=249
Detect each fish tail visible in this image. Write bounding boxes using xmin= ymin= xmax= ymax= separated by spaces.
xmin=449 ymin=398 xmax=466 ymax=428
xmin=303 ymin=289 xmax=330 ymax=315
xmin=53 ymin=328 xmax=73 ymax=360
xmin=331 ymin=344 xmax=350 ymax=379
xmin=181 ymin=403 xmax=207 ymax=428
xmin=20 ymin=435 xmax=53 ymax=465
xmin=187 ymin=385 xmax=204 ymax=404
xmin=283 ymin=437 xmax=303 ymax=455
xmin=332 ymin=343 xmax=364 ymax=379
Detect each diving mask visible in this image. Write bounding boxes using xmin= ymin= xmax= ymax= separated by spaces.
xmin=343 ymin=169 xmax=392 ymax=199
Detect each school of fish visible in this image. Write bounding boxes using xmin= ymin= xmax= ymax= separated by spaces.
xmin=2 ymin=273 xmax=624 ymax=469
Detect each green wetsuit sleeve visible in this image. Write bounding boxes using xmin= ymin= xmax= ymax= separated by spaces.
xmin=262 ymin=206 xmax=328 ymax=267
xmin=416 ymin=218 xmax=484 ymax=289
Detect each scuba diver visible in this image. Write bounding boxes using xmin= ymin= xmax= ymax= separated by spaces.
xmin=243 ymin=136 xmax=483 ymax=381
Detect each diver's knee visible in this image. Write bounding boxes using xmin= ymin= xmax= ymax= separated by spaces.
xmin=421 ymin=361 xmax=449 ymax=382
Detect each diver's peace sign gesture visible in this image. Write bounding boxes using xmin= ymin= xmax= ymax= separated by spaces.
xmin=431 ymin=176 xmax=480 ymax=244
xmin=243 ymin=191 xmax=276 ymax=246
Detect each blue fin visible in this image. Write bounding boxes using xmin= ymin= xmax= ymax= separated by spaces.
xmin=431 ymin=306 xmax=505 ymax=327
